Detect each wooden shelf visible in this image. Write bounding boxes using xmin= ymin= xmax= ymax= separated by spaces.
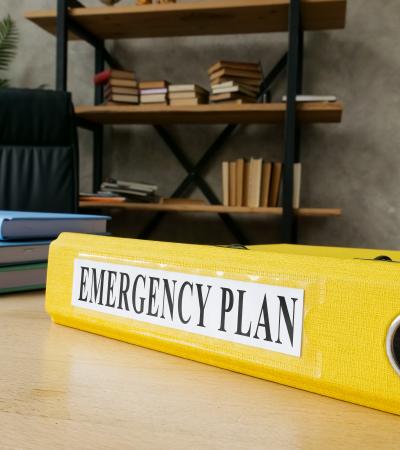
xmin=75 ymin=102 xmax=343 ymax=125
xmin=79 ymin=202 xmax=342 ymax=217
xmin=25 ymin=0 xmax=346 ymax=40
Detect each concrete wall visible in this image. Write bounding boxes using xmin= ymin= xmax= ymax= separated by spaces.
xmin=2 ymin=0 xmax=400 ymax=248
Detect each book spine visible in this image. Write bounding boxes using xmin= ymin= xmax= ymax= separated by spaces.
xmin=229 ymin=162 xmax=236 ymax=207
xmin=222 ymin=162 xmax=229 ymax=207
xmin=236 ymin=159 xmax=244 ymax=207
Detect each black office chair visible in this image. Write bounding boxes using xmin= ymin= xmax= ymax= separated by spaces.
xmin=0 ymin=88 xmax=79 ymax=212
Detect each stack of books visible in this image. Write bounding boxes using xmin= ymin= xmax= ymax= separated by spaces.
xmin=0 ymin=211 xmax=109 ymax=294
xmin=168 ymin=84 xmax=209 ymax=106
xmin=80 ymin=192 xmax=127 ymax=204
xmin=94 ymin=69 xmax=139 ymax=105
xmin=222 ymin=159 xmax=301 ymax=208
xmin=139 ymin=81 xmax=169 ymax=105
xmin=208 ymin=61 xmax=263 ymax=104
xmin=100 ymin=178 xmax=159 ymax=203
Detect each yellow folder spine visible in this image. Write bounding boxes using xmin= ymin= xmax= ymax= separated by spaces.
xmin=46 ymin=233 xmax=400 ymax=415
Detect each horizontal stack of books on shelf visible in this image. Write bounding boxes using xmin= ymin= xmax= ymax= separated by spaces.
xmin=100 ymin=178 xmax=159 ymax=203
xmin=94 ymin=69 xmax=139 ymax=105
xmin=81 ymin=179 xmax=159 ymax=203
xmin=168 ymin=84 xmax=209 ymax=106
xmin=208 ymin=61 xmax=262 ymax=104
xmin=139 ymin=81 xmax=169 ymax=105
xmin=222 ymin=158 xmax=301 ymax=208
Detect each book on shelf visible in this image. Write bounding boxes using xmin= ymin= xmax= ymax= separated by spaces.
xmin=247 ymin=158 xmax=263 ymax=208
xmin=94 ymin=69 xmax=136 ymax=85
xmin=269 ymin=162 xmax=283 ymax=208
xmin=169 ymin=84 xmax=209 ymax=95
xmin=139 ymin=80 xmax=169 ymax=89
xmin=229 ymin=161 xmax=236 ymax=207
xmin=213 ymin=80 xmax=259 ymax=92
xmin=140 ymin=93 xmax=168 ymax=104
xmin=104 ymin=85 xmax=139 ymax=96
xmin=243 ymin=160 xmax=250 ymax=206
xmin=293 ymin=162 xmax=302 ymax=209
xmin=168 ymin=84 xmax=209 ymax=105
xmin=210 ymin=67 xmax=262 ymax=82
xmin=260 ymin=162 xmax=272 ymax=207
xmin=212 ymin=84 xmax=259 ymax=97
xmin=139 ymin=88 xmax=169 ymax=95
xmin=105 ymin=94 xmax=140 ymax=104
xmin=221 ymin=160 xmax=301 ymax=209
xmin=208 ymin=61 xmax=262 ymax=104
xmin=208 ymin=60 xmax=262 ymax=76
xmin=169 ymin=98 xmax=208 ymax=106
xmin=107 ymin=78 xmax=138 ymax=88
xmin=102 ymin=179 xmax=158 ymax=192
xmin=282 ymin=95 xmax=337 ymax=102
xmin=222 ymin=162 xmax=229 ymax=207
xmin=210 ymin=92 xmax=256 ymax=103
xmin=169 ymin=91 xmax=204 ymax=100
xmin=80 ymin=195 xmax=127 ymax=203
xmin=211 ymin=77 xmax=262 ymax=87
xmin=235 ymin=158 xmax=244 ymax=207
xmin=101 ymin=178 xmax=159 ymax=203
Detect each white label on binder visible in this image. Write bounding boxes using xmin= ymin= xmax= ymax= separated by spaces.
xmin=72 ymin=258 xmax=304 ymax=357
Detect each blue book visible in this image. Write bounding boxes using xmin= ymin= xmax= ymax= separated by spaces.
xmin=0 ymin=240 xmax=50 ymax=265
xmin=0 ymin=211 xmax=110 ymax=240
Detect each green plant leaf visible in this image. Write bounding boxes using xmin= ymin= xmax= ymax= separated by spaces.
xmin=0 ymin=15 xmax=18 ymax=73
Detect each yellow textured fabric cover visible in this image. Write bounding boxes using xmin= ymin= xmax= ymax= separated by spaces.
xmin=46 ymin=234 xmax=400 ymax=415
xmin=249 ymin=243 xmax=400 ymax=260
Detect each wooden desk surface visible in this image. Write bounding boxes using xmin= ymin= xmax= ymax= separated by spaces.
xmin=1 ymin=292 xmax=399 ymax=449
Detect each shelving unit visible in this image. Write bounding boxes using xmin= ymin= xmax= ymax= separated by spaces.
xmin=26 ymin=0 xmax=347 ymax=244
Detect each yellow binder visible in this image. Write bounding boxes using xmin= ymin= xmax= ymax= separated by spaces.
xmin=46 ymin=233 xmax=400 ymax=415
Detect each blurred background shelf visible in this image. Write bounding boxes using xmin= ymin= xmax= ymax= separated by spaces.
xmin=75 ymin=102 xmax=343 ymax=125
xmin=25 ymin=0 xmax=347 ymax=40
xmin=79 ymin=202 xmax=342 ymax=217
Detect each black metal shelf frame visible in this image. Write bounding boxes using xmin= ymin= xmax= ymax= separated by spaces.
xmin=55 ymin=0 xmax=304 ymax=244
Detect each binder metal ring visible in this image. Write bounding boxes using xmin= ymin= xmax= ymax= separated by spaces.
xmin=386 ymin=315 xmax=400 ymax=376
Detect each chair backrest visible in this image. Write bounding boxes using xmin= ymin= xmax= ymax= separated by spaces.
xmin=0 ymin=88 xmax=79 ymax=213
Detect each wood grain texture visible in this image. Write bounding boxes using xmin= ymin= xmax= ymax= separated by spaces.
xmin=0 ymin=292 xmax=398 ymax=449
xmin=79 ymin=202 xmax=342 ymax=217
xmin=74 ymin=102 xmax=343 ymax=124
xmin=25 ymin=0 xmax=347 ymax=40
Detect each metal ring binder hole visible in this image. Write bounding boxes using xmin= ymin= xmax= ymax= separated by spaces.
xmin=386 ymin=316 xmax=400 ymax=376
